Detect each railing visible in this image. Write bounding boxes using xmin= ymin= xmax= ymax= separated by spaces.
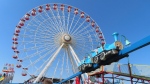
xmin=103 ymin=63 xmax=150 ymax=78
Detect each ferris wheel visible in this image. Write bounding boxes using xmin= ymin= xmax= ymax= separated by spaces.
xmin=12 ymin=3 xmax=106 ymax=82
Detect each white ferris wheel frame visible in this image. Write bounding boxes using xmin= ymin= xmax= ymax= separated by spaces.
xmin=12 ymin=3 xmax=106 ymax=83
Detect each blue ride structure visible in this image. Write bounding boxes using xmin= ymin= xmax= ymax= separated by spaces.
xmin=58 ymin=32 xmax=150 ymax=84
xmin=78 ymin=32 xmax=124 ymax=72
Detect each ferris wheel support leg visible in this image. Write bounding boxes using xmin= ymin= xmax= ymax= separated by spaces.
xmin=33 ymin=43 xmax=64 ymax=83
xmin=68 ymin=45 xmax=88 ymax=81
xmin=66 ymin=48 xmax=77 ymax=73
xmin=68 ymin=45 xmax=80 ymax=63
xmin=68 ymin=48 xmax=79 ymax=66
xmin=68 ymin=47 xmax=86 ymax=83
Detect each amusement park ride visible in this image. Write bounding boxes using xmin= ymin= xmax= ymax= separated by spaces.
xmin=11 ymin=3 xmax=150 ymax=84
xmin=0 ymin=63 xmax=14 ymax=84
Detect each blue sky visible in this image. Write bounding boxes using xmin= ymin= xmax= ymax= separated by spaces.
xmin=0 ymin=0 xmax=150 ymax=83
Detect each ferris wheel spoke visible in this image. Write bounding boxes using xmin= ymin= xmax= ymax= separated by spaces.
xmin=59 ymin=50 xmax=65 ymax=81
xmin=32 ymin=18 xmax=60 ymax=36
xmin=66 ymin=12 xmax=71 ymax=34
xmin=70 ymin=17 xmax=81 ymax=35
xmin=25 ymin=47 xmax=56 ymax=69
xmin=77 ymin=40 xmax=93 ymax=51
xmin=34 ymin=32 xmax=56 ymax=40
xmin=18 ymin=39 xmax=56 ymax=48
xmin=76 ymin=27 xmax=95 ymax=35
xmin=75 ymin=28 xmax=98 ymax=38
xmin=31 ymin=14 xmax=61 ymax=34
xmin=19 ymin=43 xmax=52 ymax=52
xmin=46 ymin=17 xmax=63 ymax=33
xmin=65 ymin=49 xmax=71 ymax=77
xmin=18 ymin=40 xmax=55 ymax=46
xmin=42 ymin=9 xmax=60 ymax=30
xmin=76 ymin=33 xmax=98 ymax=44
xmin=72 ymin=33 xmax=90 ymax=41
xmin=56 ymin=9 xmax=64 ymax=32
xmin=68 ymin=14 xmax=75 ymax=34
xmin=21 ymin=45 xmax=57 ymax=61
xmin=37 ymin=14 xmax=62 ymax=32
xmin=51 ymin=58 xmax=60 ymax=81
xmin=71 ymin=20 xmax=86 ymax=35
xmin=62 ymin=10 xmax=67 ymax=33
xmin=36 ymin=12 xmax=56 ymax=27
xmin=20 ymin=32 xmax=49 ymax=40
xmin=37 ymin=22 xmax=58 ymax=35
xmin=49 ymin=8 xmax=62 ymax=32
xmin=41 ymin=18 xmax=62 ymax=34
xmin=74 ymin=43 xmax=93 ymax=55
xmin=34 ymin=43 xmax=64 ymax=83
xmin=71 ymin=23 xmax=91 ymax=36
xmin=25 ymin=22 xmax=58 ymax=37
xmin=34 ymin=51 xmax=56 ymax=75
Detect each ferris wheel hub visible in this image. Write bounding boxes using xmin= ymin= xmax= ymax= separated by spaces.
xmin=61 ymin=34 xmax=72 ymax=48
xmin=64 ymin=35 xmax=71 ymax=42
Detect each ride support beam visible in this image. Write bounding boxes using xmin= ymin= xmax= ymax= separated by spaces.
xmin=112 ymin=74 xmax=114 ymax=84
xmin=58 ymin=72 xmax=83 ymax=84
xmin=119 ymin=35 xmax=150 ymax=56
xmin=128 ymin=63 xmax=133 ymax=84
xmin=102 ymin=73 xmax=105 ymax=84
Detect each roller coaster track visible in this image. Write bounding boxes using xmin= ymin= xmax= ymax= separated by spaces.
xmin=58 ymin=34 xmax=150 ymax=84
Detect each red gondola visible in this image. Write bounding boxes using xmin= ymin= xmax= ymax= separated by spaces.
xmin=19 ymin=19 xmax=25 ymax=26
xmin=14 ymin=50 xmax=19 ymax=53
xmin=14 ymin=33 xmax=19 ymax=36
xmin=22 ymin=68 xmax=27 ymax=76
xmin=95 ymin=26 xmax=99 ymax=32
xmin=31 ymin=9 xmax=36 ymax=16
xmin=53 ymin=4 xmax=57 ymax=10
xmin=13 ymin=41 xmax=18 ymax=44
xmin=80 ymin=12 xmax=84 ymax=18
xmin=68 ymin=6 xmax=72 ymax=12
xmin=91 ymin=21 xmax=95 ymax=27
xmin=22 ymin=73 xmax=27 ymax=76
xmin=25 ymin=13 xmax=30 ymax=20
xmin=86 ymin=16 xmax=90 ymax=22
xmin=18 ymin=60 xmax=23 ymax=62
xmin=60 ymin=4 xmax=64 ymax=11
xmin=99 ymin=32 xmax=102 ymax=34
xmin=99 ymin=32 xmax=103 ymax=39
xmin=99 ymin=35 xmax=103 ymax=39
xmin=12 ymin=46 xmax=17 ymax=50
xmin=16 ymin=25 xmax=21 ymax=28
xmin=13 ymin=55 xmax=18 ymax=59
xmin=16 ymin=30 xmax=20 ymax=33
xmin=74 ymin=9 xmax=78 ymax=15
xmin=16 ymin=64 xmax=21 ymax=68
xmin=38 ymin=6 xmax=43 ymax=13
xmin=12 ymin=38 xmax=18 ymax=41
xmin=46 ymin=4 xmax=50 ymax=10
xmin=23 ymin=68 xmax=28 ymax=70
xmin=101 ymin=39 xmax=105 ymax=45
